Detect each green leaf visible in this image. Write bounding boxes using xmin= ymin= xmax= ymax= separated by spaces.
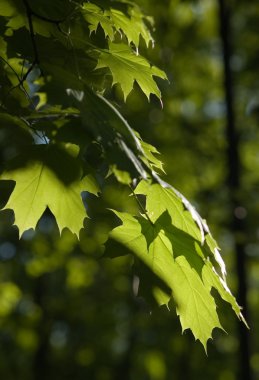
xmin=0 ymin=37 xmax=7 ymax=58
xmin=0 ymin=144 xmax=99 ymax=237
xmin=107 ymin=7 xmax=152 ymax=48
xmin=83 ymin=3 xmax=115 ymax=40
xmin=135 ymin=180 xmax=202 ymax=241
xmin=109 ymin=210 xmax=221 ymax=349
xmin=96 ymin=42 xmax=167 ymax=100
xmin=139 ymin=140 xmax=165 ymax=174
xmin=135 ymin=180 xmax=227 ymax=278
xmin=127 ymin=5 xmax=154 ymax=48
xmin=109 ymin=208 xmax=245 ymax=349
xmin=6 ymin=13 xmax=26 ymax=31
xmin=83 ymin=2 xmax=153 ymax=48
xmin=201 ymin=260 xmax=248 ymax=328
xmin=0 ymin=0 xmax=19 ymax=17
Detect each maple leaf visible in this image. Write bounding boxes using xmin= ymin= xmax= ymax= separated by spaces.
xmin=96 ymin=42 xmax=167 ymax=100
xmin=135 ymin=180 xmax=227 ymax=278
xmin=83 ymin=3 xmax=115 ymax=40
xmin=107 ymin=7 xmax=153 ymax=48
xmin=109 ymin=210 xmax=222 ymax=349
xmin=83 ymin=2 xmax=153 ymax=48
xmin=135 ymin=180 xmax=202 ymax=241
xmin=134 ymin=131 xmax=165 ymax=174
xmin=109 ymin=209 xmax=245 ymax=349
xmin=0 ymin=144 xmax=99 ymax=237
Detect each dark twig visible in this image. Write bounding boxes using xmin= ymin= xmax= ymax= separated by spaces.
xmin=22 ymin=0 xmax=78 ymax=31
xmin=28 ymin=9 xmax=65 ymax=25
xmin=22 ymin=0 xmax=40 ymax=81
xmin=1 ymin=0 xmax=59 ymax=107
xmin=21 ymin=0 xmax=77 ymax=81
xmin=0 ymin=55 xmax=21 ymax=82
xmin=0 ymin=55 xmax=33 ymax=107
xmin=20 ymin=117 xmax=48 ymax=143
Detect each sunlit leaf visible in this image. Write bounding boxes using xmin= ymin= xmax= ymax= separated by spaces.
xmin=109 ymin=208 xmax=245 ymax=349
xmin=0 ymin=144 xmax=99 ymax=237
xmin=96 ymin=42 xmax=167 ymax=100
xmin=135 ymin=180 xmax=227 ymax=277
xmin=83 ymin=2 xmax=153 ymax=47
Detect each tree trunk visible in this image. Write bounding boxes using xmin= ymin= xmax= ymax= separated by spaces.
xmin=218 ymin=1 xmax=252 ymax=379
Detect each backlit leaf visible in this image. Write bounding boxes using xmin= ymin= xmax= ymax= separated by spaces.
xmin=96 ymin=42 xmax=167 ymax=100
xmin=83 ymin=2 xmax=153 ymax=47
xmin=109 ymin=208 xmax=245 ymax=349
xmin=135 ymin=180 xmax=227 ymax=277
xmin=0 ymin=144 xmax=99 ymax=237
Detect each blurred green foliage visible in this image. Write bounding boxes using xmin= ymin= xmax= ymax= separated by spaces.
xmin=1 ymin=0 xmax=259 ymax=379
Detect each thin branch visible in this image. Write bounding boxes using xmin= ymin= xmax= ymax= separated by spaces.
xmin=22 ymin=0 xmax=39 ymax=81
xmin=0 ymin=56 xmax=21 ymax=82
xmin=24 ymin=112 xmax=80 ymax=121
xmin=20 ymin=117 xmax=48 ymax=143
xmin=0 ymin=55 xmax=34 ymax=108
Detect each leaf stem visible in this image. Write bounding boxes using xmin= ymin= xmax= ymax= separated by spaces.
xmin=129 ymin=184 xmax=154 ymax=225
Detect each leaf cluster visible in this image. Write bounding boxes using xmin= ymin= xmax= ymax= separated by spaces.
xmin=0 ymin=0 xmax=246 ymax=349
